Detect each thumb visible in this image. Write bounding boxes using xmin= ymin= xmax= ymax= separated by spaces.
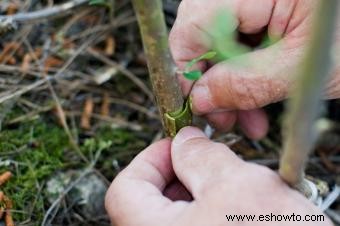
xmin=171 ymin=127 xmax=243 ymax=198
xmin=191 ymin=43 xmax=303 ymax=114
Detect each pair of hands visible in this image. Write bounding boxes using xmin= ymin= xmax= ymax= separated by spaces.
xmin=106 ymin=0 xmax=338 ymax=225
xmin=105 ymin=127 xmax=332 ymax=226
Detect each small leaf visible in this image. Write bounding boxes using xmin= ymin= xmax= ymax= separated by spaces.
xmin=197 ymin=51 xmax=217 ymax=61
xmin=185 ymin=51 xmax=217 ymax=71
xmin=183 ymin=70 xmax=202 ymax=81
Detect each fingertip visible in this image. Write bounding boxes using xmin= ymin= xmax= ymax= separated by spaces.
xmin=170 ymin=127 xmax=243 ymax=197
xmin=173 ymin=126 xmax=206 ymax=148
xmin=206 ymin=111 xmax=237 ymax=132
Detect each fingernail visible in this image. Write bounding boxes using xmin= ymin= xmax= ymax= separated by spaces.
xmin=172 ymin=127 xmax=206 ymax=147
xmin=191 ymin=85 xmax=214 ymax=114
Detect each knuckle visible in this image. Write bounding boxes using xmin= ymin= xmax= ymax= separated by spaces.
xmin=231 ymin=76 xmax=260 ymax=110
xmin=222 ymin=72 xmax=270 ymax=110
xmin=206 ymin=61 xmax=287 ymax=111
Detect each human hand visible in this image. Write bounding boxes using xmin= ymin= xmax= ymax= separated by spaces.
xmin=105 ymin=127 xmax=332 ymax=226
xmin=169 ymin=0 xmax=340 ymax=139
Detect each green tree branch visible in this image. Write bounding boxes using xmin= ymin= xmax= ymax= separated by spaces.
xmin=132 ymin=0 xmax=189 ymax=136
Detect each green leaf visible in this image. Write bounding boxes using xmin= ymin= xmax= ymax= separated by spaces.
xmin=185 ymin=51 xmax=217 ymax=71
xmin=183 ymin=51 xmax=216 ymax=81
xmin=196 ymin=51 xmax=217 ymax=61
xmin=183 ymin=70 xmax=202 ymax=81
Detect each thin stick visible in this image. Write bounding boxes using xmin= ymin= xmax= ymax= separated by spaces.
xmin=0 ymin=0 xmax=88 ymax=25
xmin=87 ymin=48 xmax=154 ymax=101
xmin=0 ymin=31 xmax=102 ymax=105
xmin=279 ymin=1 xmax=338 ymax=189
xmin=132 ymin=0 xmax=185 ymax=136
xmin=41 ymin=168 xmax=93 ymax=226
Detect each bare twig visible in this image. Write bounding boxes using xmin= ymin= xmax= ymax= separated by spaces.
xmin=87 ymin=48 xmax=154 ymax=101
xmin=321 ymin=185 xmax=340 ymax=211
xmin=100 ymin=92 xmax=110 ymax=117
xmin=66 ymin=111 xmax=143 ymax=131
xmin=0 ymin=171 xmax=12 ymax=186
xmin=326 ymin=209 xmax=340 ymax=224
xmin=0 ymin=0 xmax=89 ymax=32
xmin=251 ymin=156 xmax=340 ymax=168
xmin=4 ymin=196 xmax=14 ymax=226
xmin=41 ymin=168 xmax=93 ymax=226
xmin=42 ymin=148 xmax=106 ymax=226
xmin=0 ymin=32 xmax=103 ymax=105
xmin=81 ymin=96 xmax=94 ymax=130
xmin=108 ymin=97 xmax=158 ymax=119
xmin=279 ymin=1 xmax=338 ymax=193
xmin=25 ymin=32 xmax=88 ymax=163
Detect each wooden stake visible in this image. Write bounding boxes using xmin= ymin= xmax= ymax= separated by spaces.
xmin=279 ymin=1 xmax=338 ymax=193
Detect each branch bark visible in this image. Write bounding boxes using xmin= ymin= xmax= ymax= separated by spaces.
xmin=279 ymin=1 xmax=338 ymax=192
xmin=132 ymin=0 xmax=186 ymax=136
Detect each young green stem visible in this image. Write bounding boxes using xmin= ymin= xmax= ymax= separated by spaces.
xmin=132 ymin=0 xmax=186 ymax=136
xmin=279 ymin=1 xmax=338 ymax=192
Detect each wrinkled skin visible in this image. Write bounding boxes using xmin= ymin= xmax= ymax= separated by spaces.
xmin=169 ymin=0 xmax=340 ymax=139
xmin=105 ymin=127 xmax=333 ymax=226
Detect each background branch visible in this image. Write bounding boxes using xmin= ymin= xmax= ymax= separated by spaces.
xmin=279 ymin=1 xmax=339 ymax=192
xmin=0 ymin=0 xmax=89 ymax=33
xmin=0 ymin=0 xmax=89 ymax=24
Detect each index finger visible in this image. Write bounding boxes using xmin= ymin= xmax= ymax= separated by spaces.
xmin=170 ymin=0 xmax=276 ymax=65
xmin=169 ymin=0 xmax=276 ymax=94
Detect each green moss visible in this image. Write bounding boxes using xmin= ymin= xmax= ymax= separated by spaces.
xmin=82 ymin=126 xmax=147 ymax=178
xmin=0 ymin=115 xmax=148 ymax=224
xmin=0 ymin=120 xmax=68 ymax=222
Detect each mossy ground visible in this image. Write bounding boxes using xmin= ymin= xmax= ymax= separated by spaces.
xmin=0 ymin=113 xmax=147 ymax=224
